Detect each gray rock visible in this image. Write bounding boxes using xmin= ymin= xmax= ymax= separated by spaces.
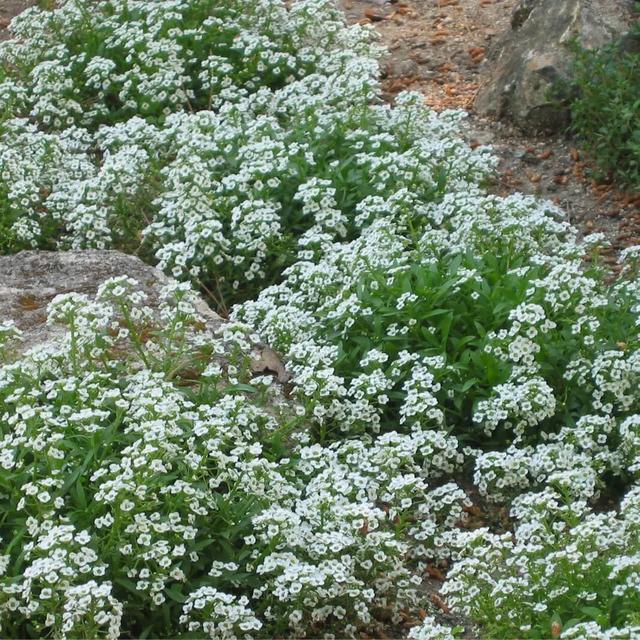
xmin=476 ymin=0 xmax=636 ymax=133
xmin=0 ymin=250 xmax=292 ymax=386
xmin=384 ymin=58 xmax=421 ymax=79
xmin=511 ymin=0 xmax=538 ymax=30
xmin=0 ymin=250 xmax=223 ymax=354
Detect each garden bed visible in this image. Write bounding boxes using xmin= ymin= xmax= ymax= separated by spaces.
xmin=0 ymin=2 xmax=639 ymax=639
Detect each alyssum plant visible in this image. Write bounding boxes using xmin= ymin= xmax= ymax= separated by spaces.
xmin=1 ymin=1 xmax=640 ymax=639
xmin=0 ymin=277 xmax=468 ymax=638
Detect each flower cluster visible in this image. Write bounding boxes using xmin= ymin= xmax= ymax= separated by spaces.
xmin=2 ymin=0 xmax=640 ymax=638
xmin=0 ymin=278 xmax=468 ymax=638
xmin=248 ymin=431 xmax=468 ymax=637
xmin=0 ymin=90 xmax=492 ymax=303
xmin=0 ymin=0 xmax=375 ymax=128
xmin=235 ymin=194 xmax=640 ymax=450
xmin=441 ymin=485 xmax=640 ymax=639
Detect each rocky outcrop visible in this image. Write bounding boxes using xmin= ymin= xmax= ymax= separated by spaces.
xmin=0 ymin=250 xmax=293 ymax=383
xmin=0 ymin=250 xmax=224 ymax=354
xmin=476 ymin=0 xmax=636 ymax=133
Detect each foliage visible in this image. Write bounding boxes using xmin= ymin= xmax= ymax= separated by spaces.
xmin=442 ymin=487 xmax=640 ymax=639
xmin=0 ymin=278 xmax=467 ymax=638
xmin=0 ymin=0 xmax=372 ymax=129
xmin=235 ymin=195 xmax=640 ymax=453
xmin=569 ymin=13 xmax=640 ymax=189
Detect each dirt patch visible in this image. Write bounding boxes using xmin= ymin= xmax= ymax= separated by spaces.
xmin=342 ymin=0 xmax=640 ymax=272
xmin=343 ymin=0 xmax=507 ymax=111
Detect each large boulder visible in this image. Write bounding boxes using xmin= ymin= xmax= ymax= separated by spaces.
xmin=476 ymin=0 xmax=637 ymax=133
xmin=0 ymin=250 xmax=223 ymax=354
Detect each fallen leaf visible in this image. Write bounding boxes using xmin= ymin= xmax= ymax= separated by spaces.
xmin=426 ymin=565 xmax=446 ymax=581
xmin=18 ymin=295 xmax=41 ymax=310
xmin=430 ymin=594 xmax=450 ymax=614
xmin=364 ymin=8 xmax=386 ymax=22
xmin=527 ymin=171 xmax=542 ymax=184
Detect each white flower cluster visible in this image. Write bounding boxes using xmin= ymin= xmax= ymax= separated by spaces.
xmin=0 ymin=0 xmax=380 ymax=255
xmin=248 ymin=432 xmax=468 ymax=636
xmin=407 ymin=616 xmax=461 ymax=640
xmin=0 ymin=90 xmax=492 ymax=295
xmin=441 ymin=484 xmax=640 ymax=638
xmin=180 ymin=588 xmax=262 ymax=639
xmin=235 ymin=191 xmax=640 ymax=447
xmin=0 ymin=0 xmax=374 ymax=128
xmin=0 ymin=278 xmax=469 ymax=638
xmin=2 ymin=0 xmax=640 ymax=638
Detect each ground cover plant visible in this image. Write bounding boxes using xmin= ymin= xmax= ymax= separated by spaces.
xmin=0 ymin=278 xmax=468 ymax=638
xmin=0 ymin=0 xmax=372 ymax=129
xmin=569 ymin=7 xmax=640 ymax=190
xmin=1 ymin=1 xmax=640 ymax=639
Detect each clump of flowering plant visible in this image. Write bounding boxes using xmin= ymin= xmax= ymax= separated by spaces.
xmin=0 ymin=277 xmax=467 ymax=638
xmin=0 ymin=0 xmax=383 ymax=256
xmin=0 ymin=0 xmax=375 ymax=129
xmin=0 ymin=277 xmax=286 ymax=637
xmin=441 ymin=485 xmax=640 ymax=639
xmin=0 ymin=88 xmax=493 ymax=304
xmin=235 ymin=193 xmax=640 ymax=452
xmin=2 ymin=1 xmax=640 ymax=638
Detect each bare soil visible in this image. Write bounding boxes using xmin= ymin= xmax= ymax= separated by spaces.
xmin=341 ymin=0 xmax=640 ymax=273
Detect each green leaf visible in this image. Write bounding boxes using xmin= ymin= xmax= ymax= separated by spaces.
xmin=115 ymin=577 xmax=139 ymax=595
xmin=460 ymin=378 xmax=478 ymax=393
xmin=165 ymin=586 xmax=188 ymax=603
xmin=439 ymin=312 xmax=454 ymax=345
xmin=227 ymin=383 xmax=257 ymax=393
xmin=71 ymin=480 xmax=87 ymax=509
xmin=580 ymin=605 xmax=604 ymax=620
